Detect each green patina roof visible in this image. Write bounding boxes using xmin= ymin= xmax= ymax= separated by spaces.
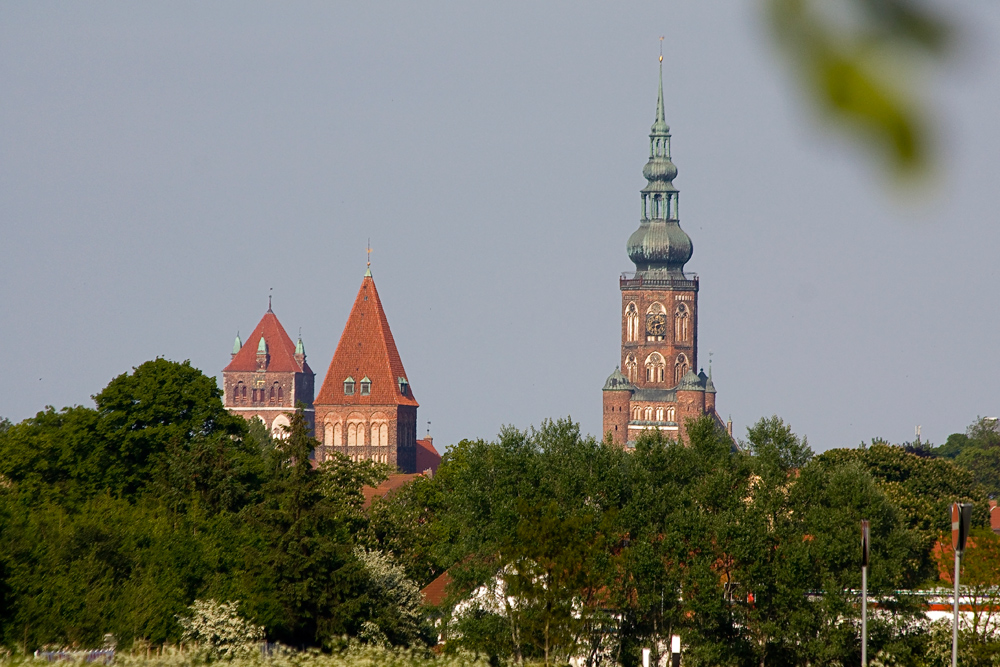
xmin=257 ymin=336 xmax=268 ymax=354
xmin=602 ymin=367 xmax=634 ymax=392
xmin=676 ymin=369 xmax=705 ymax=392
xmin=232 ymin=333 xmax=242 ymax=355
xmin=295 ymin=337 xmax=305 ymax=356
xmin=626 ymin=58 xmax=693 ymax=279
xmin=702 ymin=368 xmax=716 ymax=394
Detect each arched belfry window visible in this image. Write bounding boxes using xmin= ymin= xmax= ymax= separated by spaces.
xmin=646 ymin=302 xmax=666 ymax=342
xmin=674 ymin=354 xmax=690 ymax=385
xmin=631 ymin=406 xmax=641 ymax=420
xmin=675 ymin=303 xmax=690 ymax=342
xmin=656 ymin=407 xmax=664 ymax=422
xmin=645 ymin=352 xmax=666 ymax=383
xmin=667 ymin=406 xmax=676 ymax=422
xmin=643 ymin=406 xmax=653 ymax=421
xmin=625 ymin=302 xmax=639 ymax=342
xmin=625 ymin=354 xmax=638 ymax=383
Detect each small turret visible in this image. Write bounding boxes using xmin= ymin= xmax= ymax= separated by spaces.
xmin=232 ymin=332 xmax=242 ymax=359
xmin=295 ymin=336 xmax=306 ymax=367
xmin=256 ymin=336 xmax=269 ymax=370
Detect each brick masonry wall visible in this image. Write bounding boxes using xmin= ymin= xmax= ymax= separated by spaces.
xmin=620 ymin=287 xmax=698 ymax=388
xmin=603 ymin=390 xmax=631 ymax=446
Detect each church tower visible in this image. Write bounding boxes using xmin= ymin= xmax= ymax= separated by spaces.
xmin=223 ymin=304 xmax=315 ymax=436
xmin=603 ymin=58 xmax=722 ymax=446
xmin=313 ymin=270 xmax=420 ymax=472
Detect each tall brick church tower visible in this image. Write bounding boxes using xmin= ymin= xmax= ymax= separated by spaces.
xmin=313 ymin=270 xmax=420 ymax=472
xmin=603 ymin=59 xmax=724 ymax=446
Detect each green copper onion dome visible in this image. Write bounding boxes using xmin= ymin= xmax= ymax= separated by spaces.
xmin=627 ymin=59 xmax=693 ymax=279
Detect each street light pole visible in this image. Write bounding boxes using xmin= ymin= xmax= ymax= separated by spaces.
xmin=951 ymin=503 xmax=972 ymax=667
xmin=861 ymin=520 xmax=869 ymax=667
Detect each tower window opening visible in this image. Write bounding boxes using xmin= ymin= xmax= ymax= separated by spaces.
xmin=632 ymin=406 xmax=641 ymax=420
xmin=645 ymin=352 xmax=665 ymax=384
xmin=278 ymin=385 xmax=283 ymax=401
xmin=675 ymin=354 xmax=690 ymax=385
xmin=241 ymin=384 xmax=247 ymax=399
xmin=667 ymin=407 xmax=676 ymax=422
xmin=656 ymin=407 xmax=664 ymax=422
xmin=625 ymin=302 xmax=639 ymax=342
xmin=644 ymin=406 xmax=653 ymax=421
xmin=675 ymin=303 xmax=690 ymax=342
xmin=625 ymin=354 xmax=638 ymax=383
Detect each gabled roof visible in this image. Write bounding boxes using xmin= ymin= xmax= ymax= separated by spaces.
xmin=361 ymin=472 xmax=423 ymax=509
xmin=315 ymin=273 xmax=419 ymax=407
xmin=223 ymin=309 xmax=312 ymax=374
xmin=416 ymin=438 xmax=441 ymax=475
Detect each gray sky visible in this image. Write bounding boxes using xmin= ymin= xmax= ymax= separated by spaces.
xmin=2 ymin=1 xmax=998 ymax=453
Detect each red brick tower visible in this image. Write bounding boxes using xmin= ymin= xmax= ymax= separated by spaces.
xmin=602 ymin=58 xmax=724 ymax=446
xmin=314 ymin=270 xmax=419 ymax=472
xmin=223 ymin=304 xmax=315 ymax=436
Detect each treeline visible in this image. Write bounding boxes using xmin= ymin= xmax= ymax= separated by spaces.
xmin=0 ymin=359 xmax=997 ymax=667
xmin=0 ymin=359 xmax=427 ymax=650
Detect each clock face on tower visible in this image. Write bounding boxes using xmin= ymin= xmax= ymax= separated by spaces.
xmin=646 ymin=313 xmax=666 ymax=336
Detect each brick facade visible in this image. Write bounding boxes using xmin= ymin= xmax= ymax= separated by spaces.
xmin=313 ymin=272 xmax=421 ymax=473
xmin=223 ymin=309 xmax=314 ymax=435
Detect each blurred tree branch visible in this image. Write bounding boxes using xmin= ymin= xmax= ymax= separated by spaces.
xmin=765 ymin=0 xmax=951 ymax=176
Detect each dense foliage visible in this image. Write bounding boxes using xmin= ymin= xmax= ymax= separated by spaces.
xmin=0 ymin=359 xmax=995 ymax=667
xmin=0 ymin=360 xmax=427 ymax=651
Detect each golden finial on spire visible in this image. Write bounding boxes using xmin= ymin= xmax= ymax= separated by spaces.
xmin=367 ymin=238 xmax=371 ymax=268
xmin=659 ymin=36 xmax=664 ymax=62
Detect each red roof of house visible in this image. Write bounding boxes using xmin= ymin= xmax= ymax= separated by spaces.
xmin=315 ymin=273 xmax=418 ymax=407
xmin=416 ymin=438 xmax=441 ymax=475
xmin=223 ymin=309 xmax=312 ymax=374
xmin=420 ymin=570 xmax=453 ymax=607
xmin=361 ymin=472 xmax=423 ymax=509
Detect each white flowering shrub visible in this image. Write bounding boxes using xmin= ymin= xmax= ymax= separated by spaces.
xmin=354 ymin=547 xmax=427 ymax=647
xmin=176 ymin=599 xmax=265 ymax=658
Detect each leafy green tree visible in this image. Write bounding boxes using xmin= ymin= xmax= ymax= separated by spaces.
xmin=234 ymin=409 xmax=366 ymax=647
xmin=93 ymin=358 xmax=245 ymax=499
xmin=816 ymin=441 xmax=987 ymax=582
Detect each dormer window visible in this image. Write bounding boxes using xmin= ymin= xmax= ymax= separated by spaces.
xmin=360 ymin=376 xmax=371 ymax=396
xmin=344 ymin=377 xmax=355 ymax=395
xmin=398 ymin=377 xmax=409 ymax=396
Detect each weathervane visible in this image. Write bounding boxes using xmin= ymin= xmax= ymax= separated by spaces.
xmin=268 ymin=287 xmax=273 ymax=312
xmin=367 ymin=238 xmax=372 ymax=269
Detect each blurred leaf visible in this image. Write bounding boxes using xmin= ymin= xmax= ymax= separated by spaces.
xmin=766 ymin=0 xmax=952 ymax=177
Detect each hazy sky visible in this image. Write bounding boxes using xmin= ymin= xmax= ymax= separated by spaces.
xmin=3 ymin=2 xmax=999 ymax=453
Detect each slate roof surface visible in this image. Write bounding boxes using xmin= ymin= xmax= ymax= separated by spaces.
xmin=223 ymin=310 xmax=312 ymax=374
xmin=316 ymin=273 xmax=419 ymax=408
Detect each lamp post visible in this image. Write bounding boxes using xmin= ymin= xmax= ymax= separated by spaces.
xmin=671 ymin=635 xmax=681 ymax=667
xmin=951 ymin=502 xmax=972 ymax=667
xmin=861 ymin=520 xmax=869 ymax=667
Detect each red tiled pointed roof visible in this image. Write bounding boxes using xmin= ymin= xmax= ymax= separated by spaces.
xmin=223 ymin=310 xmax=312 ymax=374
xmin=416 ymin=438 xmax=441 ymax=475
xmin=315 ymin=274 xmax=418 ymax=407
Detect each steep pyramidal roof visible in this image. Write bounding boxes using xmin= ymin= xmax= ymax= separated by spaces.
xmin=316 ymin=273 xmax=418 ymax=407
xmin=224 ymin=309 xmax=312 ymax=374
